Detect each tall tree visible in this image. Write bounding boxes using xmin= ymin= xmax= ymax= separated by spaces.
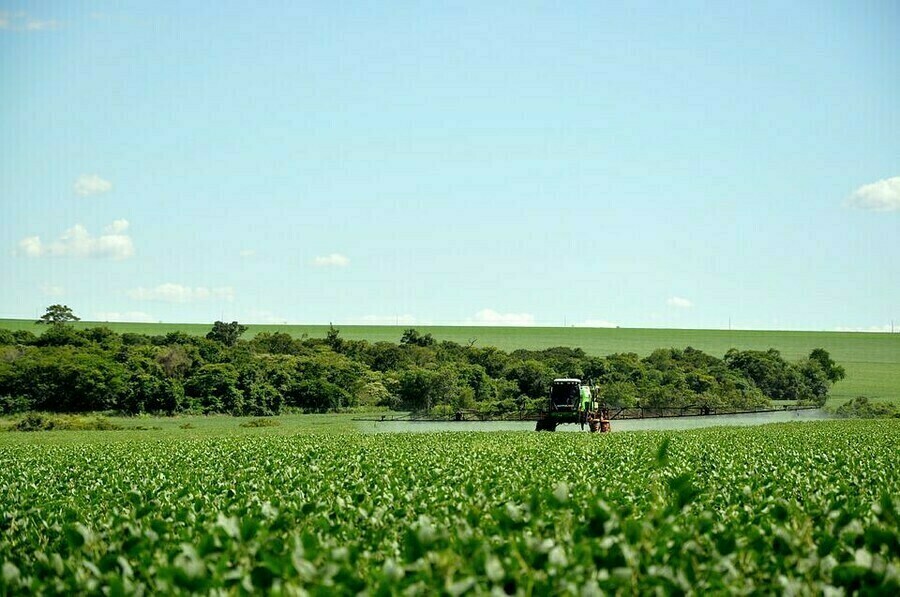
xmin=400 ymin=328 xmax=435 ymax=347
xmin=36 ymin=304 xmax=80 ymax=326
xmin=206 ymin=321 xmax=248 ymax=346
xmin=326 ymin=323 xmax=344 ymax=352
xmin=808 ymin=348 xmax=846 ymax=383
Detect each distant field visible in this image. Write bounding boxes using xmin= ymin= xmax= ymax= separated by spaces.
xmin=2 ymin=319 xmax=898 ymax=406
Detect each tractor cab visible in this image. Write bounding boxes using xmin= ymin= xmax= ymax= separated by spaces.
xmin=549 ymin=378 xmax=588 ymax=412
xmin=538 ymin=379 xmax=608 ymax=432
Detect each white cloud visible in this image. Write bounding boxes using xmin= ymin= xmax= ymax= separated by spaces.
xmin=0 ymin=12 xmax=60 ymax=31
xmin=74 ymin=174 xmax=112 ymax=196
xmin=24 ymin=19 xmax=58 ymax=31
xmin=94 ymin=311 xmax=155 ymax=323
xmin=16 ymin=221 xmax=134 ymax=260
xmin=312 ymin=253 xmax=350 ymax=267
xmin=575 ymin=319 xmax=619 ymax=328
xmin=126 ymin=283 xmax=234 ymax=303
xmin=667 ymin=296 xmax=693 ymax=309
xmin=239 ymin=249 xmax=256 ymax=258
xmin=471 ymin=309 xmax=536 ymax=326
xmin=847 ymin=176 xmax=900 ymax=212
xmin=104 ymin=219 xmax=129 ymax=234
xmin=41 ymin=284 xmax=65 ymax=297
xmin=18 ymin=236 xmax=42 ymax=257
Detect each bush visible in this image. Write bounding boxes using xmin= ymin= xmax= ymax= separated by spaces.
xmin=0 ymin=348 xmax=130 ymax=412
xmin=355 ymin=379 xmax=393 ymax=407
xmin=396 ymin=367 xmax=460 ymax=411
xmin=34 ymin=325 xmax=89 ymax=348
xmin=287 ymin=379 xmax=351 ymax=412
xmin=504 ymin=360 xmax=553 ymax=399
xmin=250 ymin=332 xmax=300 ymax=355
xmin=10 ymin=413 xmax=124 ymax=432
xmin=184 ymin=364 xmax=244 ymax=414
xmin=81 ymin=327 xmax=119 ymax=348
xmin=156 ymin=346 xmax=193 ymax=378
xmin=12 ymin=330 xmax=37 ymax=345
xmin=724 ymin=348 xmax=837 ymax=405
xmin=400 ymin=328 xmax=436 ymax=347
xmin=239 ymin=418 xmax=281 ymax=428
xmin=834 ymin=397 xmax=899 ymax=419
xmin=124 ymin=373 xmax=185 ymax=415
xmin=206 ymin=321 xmax=248 ymax=346
xmin=0 ymin=395 xmax=33 ymax=415
xmin=122 ymin=333 xmax=152 ymax=346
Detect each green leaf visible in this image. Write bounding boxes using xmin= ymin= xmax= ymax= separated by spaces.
xmin=656 ymin=438 xmax=671 ymax=467
xmin=64 ymin=523 xmax=90 ymax=550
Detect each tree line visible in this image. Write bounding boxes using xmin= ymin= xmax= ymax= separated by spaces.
xmin=0 ymin=307 xmax=844 ymax=416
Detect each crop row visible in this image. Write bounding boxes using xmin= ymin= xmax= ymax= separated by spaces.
xmin=1 ymin=420 xmax=898 ymax=594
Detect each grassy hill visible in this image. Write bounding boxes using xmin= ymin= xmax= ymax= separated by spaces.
xmin=2 ymin=319 xmax=898 ymax=405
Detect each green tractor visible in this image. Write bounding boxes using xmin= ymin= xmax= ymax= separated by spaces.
xmin=535 ymin=378 xmax=610 ymax=432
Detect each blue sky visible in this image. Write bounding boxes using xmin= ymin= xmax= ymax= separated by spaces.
xmin=1 ymin=1 xmax=898 ymax=330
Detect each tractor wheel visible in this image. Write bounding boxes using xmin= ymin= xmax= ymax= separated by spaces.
xmin=535 ymin=418 xmax=557 ymax=432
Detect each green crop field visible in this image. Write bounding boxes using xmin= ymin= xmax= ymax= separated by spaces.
xmin=2 ymin=319 xmax=898 ymax=406
xmin=1 ymin=420 xmax=898 ymax=594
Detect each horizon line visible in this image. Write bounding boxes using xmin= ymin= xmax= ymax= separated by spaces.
xmin=0 ymin=317 xmax=896 ymax=335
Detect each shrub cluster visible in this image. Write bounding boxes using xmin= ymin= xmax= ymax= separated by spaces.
xmin=10 ymin=413 xmax=124 ymax=432
xmin=0 ymin=324 xmax=841 ymax=416
xmin=834 ymin=396 xmax=899 ymax=419
xmin=239 ymin=418 xmax=281 ymax=428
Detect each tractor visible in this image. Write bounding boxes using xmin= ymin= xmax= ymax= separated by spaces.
xmin=535 ymin=378 xmax=610 ymax=432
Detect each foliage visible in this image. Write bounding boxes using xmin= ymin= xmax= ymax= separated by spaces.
xmin=400 ymin=328 xmax=436 ymax=347
xmin=206 ymin=321 xmax=248 ymax=347
xmin=287 ymin=379 xmax=351 ymax=412
xmin=250 ymin=332 xmax=301 ymax=355
xmin=0 ymin=395 xmax=31 ymax=415
xmin=835 ymin=396 xmax=899 ymax=419
xmin=8 ymin=413 xmax=123 ymax=431
xmin=724 ymin=348 xmax=839 ymax=407
xmin=156 ymin=345 xmax=194 ymax=378
xmin=355 ymin=378 xmax=393 ymax=407
xmin=0 ymin=347 xmax=130 ymax=412
xmin=0 ymin=319 xmax=891 ymax=404
xmin=0 ymin=421 xmax=897 ymax=593
xmin=122 ymin=368 xmax=185 ymax=415
xmin=506 ymin=359 xmax=554 ymax=400
xmin=325 ymin=324 xmax=344 ymax=352
xmin=0 ymin=324 xmax=845 ymax=416
xmin=33 ymin=324 xmax=89 ymax=347
xmin=184 ymin=364 xmax=244 ymax=414
xmin=395 ymin=366 xmax=465 ymax=411
xmin=36 ymin=304 xmax=80 ymax=326
xmin=810 ymin=347 xmax=847 ymax=383
xmin=238 ymin=417 xmax=281 ymax=428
